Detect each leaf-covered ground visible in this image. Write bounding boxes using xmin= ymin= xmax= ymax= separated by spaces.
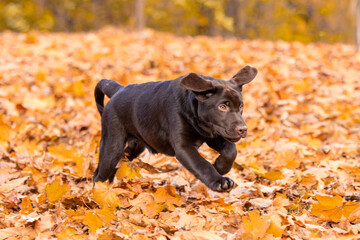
xmin=0 ymin=27 xmax=360 ymax=240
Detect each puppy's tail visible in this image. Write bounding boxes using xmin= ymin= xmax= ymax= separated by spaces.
xmin=94 ymin=79 xmax=123 ymax=116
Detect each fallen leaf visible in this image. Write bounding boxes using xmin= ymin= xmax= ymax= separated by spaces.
xmin=93 ymin=182 xmax=122 ymax=210
xmin=266 ymin=213 xmax=284 ymax=237
xmin=242 ymin=209 xmax=270 ymax=239
xmin=83 ymin=211 xmax=103 ymax=233
xmin=154 ymin=185 xmax=182 ymax=210
xmin=115 ymin=160 xmax=141 ymax=180
xmin=56 ymin=227 xmax=86 ymax=240
xmin=45 ymin=179 xmax=69 ymax=204
xmin=20 ymin=196 xmax=34 ymax=215
xmin=97 ymin=205 xmax=116 ymax=226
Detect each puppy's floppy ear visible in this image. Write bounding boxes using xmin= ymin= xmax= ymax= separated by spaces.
xmin=180 ymin=73 xmax=214 ymax=92
xmin=231 ymin=65 xmax=258 ymax=86
xmin=180 ymin=73 xmax=214 ymax=101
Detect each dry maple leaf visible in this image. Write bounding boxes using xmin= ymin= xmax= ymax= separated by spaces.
xmin=48 ymin=144 xmax=86 ymax=176
xmin=0 ymin=121 xmax=14 ymax=149
xmin=83 ymin=211 xmax=103 ymax=234
xmin=2 ymin=27 xmax=360 ymax=239
xmin=311 ymin=195 xmax=360 ymax=222
xmin=97 ymin=205 xmax=116 ymax=226
xmin=242 ymin=209 xmax=270 ymax=240
xmin=20 ymin=196 xmax=34 ymax=215
xmin=115 ymin=160 xmax=141 ymax=180
xmin=65 ymin=207 xmax=86 ymax=223
xmin=45 ymin=179 xmax=69 ymax=204
xmin=266 ymin=213 xmax=284 ymax=237
xmin=154 ymin=185 xmax=182 ymax=211
xmin=92 ymin=182 xmax=122 ymax=210
xmin=56 ymin=227 xmax=86 ymax=240
xmin=130 ymin=192 xmax=165 ymax=218
xmin=48 ymin=144 xmax=82 ymax=163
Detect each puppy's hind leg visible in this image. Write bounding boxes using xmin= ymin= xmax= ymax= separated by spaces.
xmin=106 ymin=138 xmax=145 ymax=182
xmin=93 ymin=112 xmax=127 ymax=183
xmin=124 ymin=138 xmax=145 ymax=161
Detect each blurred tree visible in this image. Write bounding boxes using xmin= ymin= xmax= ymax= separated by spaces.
xmin=135 ymin=0 xmax=145 ymax=29
xmin=357 ymin=0 xmax=360 ymax=50
xmin=0 ymin=0 xmax=356 ymax=44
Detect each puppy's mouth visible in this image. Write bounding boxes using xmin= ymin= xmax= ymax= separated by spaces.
xmin=216 ymin=129 xmax=243 ymax=142
xmin=225 ymin=137 xmax=242 ymax=143
xmin=210 ymin=124 xmax=244 ymax=142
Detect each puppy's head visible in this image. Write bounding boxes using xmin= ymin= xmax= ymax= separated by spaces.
xmin=180 ymin=65 xmax=257 ymax=142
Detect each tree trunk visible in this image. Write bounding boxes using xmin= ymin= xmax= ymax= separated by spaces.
xmin=135 ymin=0 xmax=145 ymax=30
xmin=356 ymin=0 xmax=360 ymax=51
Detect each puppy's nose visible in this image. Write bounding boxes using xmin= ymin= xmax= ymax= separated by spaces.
xmin=235 ymin=125 xmax=247 ymax=136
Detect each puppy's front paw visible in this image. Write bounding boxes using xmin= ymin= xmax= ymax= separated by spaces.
xmin=209 ymin=177 xmax=234 ymax=192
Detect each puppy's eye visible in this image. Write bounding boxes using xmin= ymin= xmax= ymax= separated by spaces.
xmin=218 ymin=104 xmax=229 ymax=112
xmin=206 ymin=93 xmax=213 ymax=97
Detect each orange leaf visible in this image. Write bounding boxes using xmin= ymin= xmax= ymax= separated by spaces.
xmin=20 ymin=196 xmax=34 ymax=215
xmin=266 ymin=213 xmax=284 ymax=237
xmin=83 ymin=211 xmax=103 ymax=233
xmin=242 ymin=210 xmax=270 ymax=239
xmin=97 ymin=206 xmax=116 ymax=226
xmin=154 ymin=185 xmax=182 ymax=210
xmin=115 ymin=160 xmax=141 ymax=180
xmin=45 ymin=179 xmax=69 ymax=204
xmin=92 ymin=182 xmax=121 ymax=210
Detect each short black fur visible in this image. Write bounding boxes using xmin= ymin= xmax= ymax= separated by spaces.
xmin=93 ymin=65 xmax=257 ymax=192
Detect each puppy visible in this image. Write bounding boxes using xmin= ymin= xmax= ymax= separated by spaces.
xmin=93 ymin=66 xmax=257 ymax=192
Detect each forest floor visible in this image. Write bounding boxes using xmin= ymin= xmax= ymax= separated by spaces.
xmin=0 ymin=27 xmax=360 ymax=240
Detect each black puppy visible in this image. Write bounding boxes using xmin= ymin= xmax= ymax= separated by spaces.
xmin=93 ymin=65 xmax=257 ymax=192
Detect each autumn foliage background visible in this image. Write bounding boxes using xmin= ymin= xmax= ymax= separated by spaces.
xmin=1 ymin=1 xmax=360 ymax=240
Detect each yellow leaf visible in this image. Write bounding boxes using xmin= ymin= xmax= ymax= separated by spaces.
xmin=141 ymin=201 xmax=165 ymax=219
xmin=97 ymin=232 xmax=114 ymax=240
xmin=343 ymin=201 xmax=360 ymax=218
xmin=48 ymin=144 xmax=85 ymax=177
xmin=65 ymin=207 xmax=86 ymax=223
xmin=315 ymin=195 xmax=343 ymax=209
xmin=45 ymin=179 xmax=69 ymax=204
xmin=84 ymin=211 xmax=103 ymax=233
xmin=93 ymin=182 xmax=121 ymax=210
xmin=263 ymin=171 xmax=283 ymax=181
xmin=132 ymin=234 xmax=150 ymax=240
xmin=115 ymin=160 xmax=141 ymax=180
xmin=97 ymin=206 xmax=116 ymax=226
xmin=273 ymin=193 xmax=290 ymax=208
xmin=22 ymin=167 xmax=47 ymax=192
xmin=56 ymin=227 xmax=86 ymax=240
xmin=22 ymin=96 xmax=55 ymax=111
xmin=0 ymin=121 xmax=14 ymax=149
xmin=154 ymin=185 xmax=182 ymax=210
xmin=266 ymin=213 xmax=284 ymax=237
xmin=48 ymin=144 xmax=82 ymax=163
xmin=293 ymin=78 xmax=311 ymax=93
xmin=299 ymin=174 xmax=317 ymax=188
xmin=15 ymin=140 xmax=42 ymax=155
xmin=273 ymin=148 xmax=299 ymax=169
xmin=311 ymin=195 xmax=349 ymax=222
xmin=249 ymin=138 xmax=268 ymax=149
xmin=305 ymin=136 xmax=322 ymax=148
xmin=131 ymin=192 xmax=165 ymax=218
xmin=70 ymin=80 xmax=87 ymax=97
xmin=242 ymin=210 xmax=270 ymax=239
xmin=20 ymin=196 xmax=34 ymax=215
xmin=35 ymin=69 xmax=47 ymax=82
xmin=248 ymin=162 xmax=266 ymax=176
